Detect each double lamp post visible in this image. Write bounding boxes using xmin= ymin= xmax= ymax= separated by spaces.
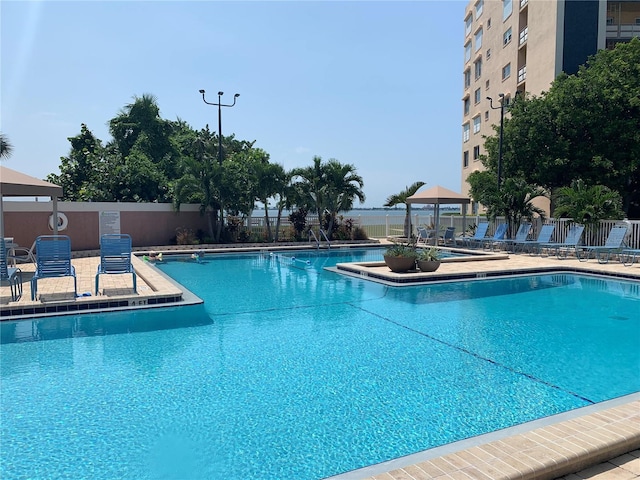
xmin=199 ymin=89 xmax=240 ymax=166
xmin=486 ymin=92 xmax=519 ymax=190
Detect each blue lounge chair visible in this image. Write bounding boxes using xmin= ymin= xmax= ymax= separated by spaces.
xmin=439 ymin=227 xmax=456 ymax=246
xmin=476 ymin=223 xmax=508 ymax=250
xmin=577 ymin=225 xmax=629 ymax=264
xmin=95 ymin=234 xmax=137 ymax=295
xmin=459 ymin=222 xmax=490 ymax=248
xmin=512 ymin=224 xmax=555 ymax=254
xmin=1 ymin=238 xmax=22 ymax=301
xmin=620 ymin=248 xmax=640 ymax=267
xmin=539 ymin=224 xmax=585 ymax=259
xmin=31 ymin=235 xmax=77 ymax=301
xmin=492 ymin=222 xmax=531 ymax=251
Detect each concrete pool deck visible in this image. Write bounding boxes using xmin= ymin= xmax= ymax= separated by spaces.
xmin=1 ymin=244 xmax=639 ymax=479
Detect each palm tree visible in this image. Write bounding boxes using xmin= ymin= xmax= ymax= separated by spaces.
xmin=292 ymin=156 xmax=365 ymax=238
xmin=553 ymin=179 xmax=624 ymax=228
xmin=0 ymin=133 xmax=13 ymax=160
xmin=172 ymin=131 xmax=220 ymax=240
xmin=383 ymin=181 xmax=426 ymax=237
xmin=490 ymin=178 xmax=548 ymax=238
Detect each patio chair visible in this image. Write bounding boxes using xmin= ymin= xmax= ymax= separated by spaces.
xmin=538 ymin=224 xmax=585 ymax=259
xmin=475 ymin=223 xmax=508 ymax=250
xmin=7 ymin=240 xmax=36 ymax=265
xmin=492 ymin=222 xmax=531 ymax=252
xmin=458 ymin=222 xmax=490 ymax=248
xmin=512 ymin=224 xmax=556 ymax=254
xmin=620 ymin=248 xmax=640 ymax=267
xmin=1 ymin=238 xmax=23 ymax=301
xmin=576 ymin=225 xmax=629 ymax=264
xmin=439 ymin=227 xmax=456 ymax=246
xmin=95 ymin=234 xmax=137 ymax=295
xmin=416 ymin=226 xmax=435 ymax=245
xmin=31 ymin=235 xmax=77 ymax=301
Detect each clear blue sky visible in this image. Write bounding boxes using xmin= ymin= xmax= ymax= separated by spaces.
xmin=1 ymin=1 xmax=465 ymax=208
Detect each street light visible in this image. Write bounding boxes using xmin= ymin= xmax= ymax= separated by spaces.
xmin=486 ymin=92 xmax=519 ymax=190
xmin=199 ymin=89 xmax=240 ymax=166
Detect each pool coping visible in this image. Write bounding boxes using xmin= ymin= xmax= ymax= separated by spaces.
xmin=329 ymin=394 xmax=640 ymax=480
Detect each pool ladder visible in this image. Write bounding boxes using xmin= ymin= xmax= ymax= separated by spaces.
xmin=309 ymin=228 xmax=331 ymax=249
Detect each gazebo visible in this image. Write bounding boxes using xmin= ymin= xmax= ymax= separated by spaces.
xmin=0 ymin=165 xmax=64 ymax=240
xmin=406 ymin=185 xmax=471 ymax=241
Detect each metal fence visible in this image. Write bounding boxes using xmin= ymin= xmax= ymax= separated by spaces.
xmin=244 ymin=213 xmax=640 ymax=249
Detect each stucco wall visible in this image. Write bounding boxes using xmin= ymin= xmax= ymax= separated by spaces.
xmin=3 ymin=202 xmax=209 ymax=251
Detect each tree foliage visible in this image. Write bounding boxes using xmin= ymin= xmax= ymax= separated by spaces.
xmin=49 ymin=94 xmax=366 ymax=243
xmin=468 ymin=172 xmax=547 ymax=237
xmin=480 ymin=38 xmax=640 ymax=217
xmin=553 ymin=179 xmax=624 ymax=227
xmin=383 ymin=181 xmax=426 ymax=237
xmin=0 ymin=133 xmax=13 ymax=160
xmin=291 ymin=156 xmax=365 ymax=238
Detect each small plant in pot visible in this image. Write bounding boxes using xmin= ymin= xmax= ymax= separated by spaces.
xmin=416 ymin=246 xmax=442 ymax=272
xmin=383 ymin=239 xmax=418 ymax=273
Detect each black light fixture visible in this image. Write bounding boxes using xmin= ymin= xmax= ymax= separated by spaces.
xmin=487 ymin=91 xmax=520 ymax=190
xmin=199 ymin=89 xmax=240 ymax=166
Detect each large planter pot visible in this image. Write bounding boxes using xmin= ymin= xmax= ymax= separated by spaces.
xmin=383 ymin=255 xmax=416 ymax=273
xmin=417 ymin=260 xmax=441 ymax=272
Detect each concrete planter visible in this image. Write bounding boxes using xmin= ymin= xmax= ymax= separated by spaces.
xmin=383 ymin=255 xmax=416 ymax=273
xmin=417 ymin=260 xmax=441 ymax=272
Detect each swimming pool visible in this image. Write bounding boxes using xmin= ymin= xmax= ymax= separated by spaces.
xmin=1 ymin=250 xmax=639 ymax=479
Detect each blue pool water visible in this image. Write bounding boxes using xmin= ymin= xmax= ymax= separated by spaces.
xmin=1 ymin=250 xmax=639 ymax=480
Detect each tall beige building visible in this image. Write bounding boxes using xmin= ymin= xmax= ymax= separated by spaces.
xmin=461 ymin=0 xmax=640 ymax=212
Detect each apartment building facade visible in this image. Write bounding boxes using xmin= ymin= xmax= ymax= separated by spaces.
xmin=460 ymin=0 xmax=640 ymax=213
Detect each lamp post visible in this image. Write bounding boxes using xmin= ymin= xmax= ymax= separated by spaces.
xmin=199 ymin=89 xmax=240 ymax=166
xmin=487 ymin=93 xmax=506 ymax=190
xmin=487 ymin=91 xmax=520 ymax=190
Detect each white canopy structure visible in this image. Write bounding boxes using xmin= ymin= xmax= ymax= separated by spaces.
xmin=0 ymin=166 xmax=64 ymax=239
xmin=406 ymin=185 xmax=471 ymax=241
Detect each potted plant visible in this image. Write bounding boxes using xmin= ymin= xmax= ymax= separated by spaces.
xmin=416 ymin=246 xmax=441 ymax=272
xmin=383 ymin=239 xmax=418 ymax=273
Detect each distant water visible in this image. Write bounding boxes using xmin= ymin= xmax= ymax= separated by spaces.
xmin=251 ymin=208 xmax=461 ymax=225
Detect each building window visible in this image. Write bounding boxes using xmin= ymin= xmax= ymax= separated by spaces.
xmin=463 ymin=150 xmax=470 ymax=167
xmin=606 ymin=17 xmax=614 ymax=25
xmin=474 ymin=58 xmax=482 ymax=79
xmin=465 ymin=14 xmax=473 ymax=36
xmin=485 ymin=79 xmax=490 ymax=90
xmin=464 ymin=42 xmax=471 ymax=63
xmin=474 ymin=88 xmax=481 ymax=104
xmin=475 ymin=0 xmax=483 ymax=18
xmin=486 ymin=48 xmax=491 ymax=60
xmin=487 ymin=17 xmax=492 ymax=29
xmin=473 ymin=115 xmax=481 ymax=134
xmin=463 ymin=123 xmax=470 ymax=142
xmin=473 ymin=145 xmax=481 ymax=160
xmin=502 ymin=63 xmax=511 ymax=80
xmin=636 ymin=18 xmax=640 ymax=25
xmin=484 ymin=110 xmax=489 ymax=121
xmin=464 ymin=69 xmax=471 ymax=88
xmin=474 ymin=28 xmax=483 ymax=52
xmin=503 ymin=0 xmax=513 ymax=21
xmin=464 ymin=97 xmax=470 ymax=115
xmin=503 ymin=27 xmax=512 ymax=46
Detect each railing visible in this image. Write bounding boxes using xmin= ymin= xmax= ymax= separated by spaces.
xmin=241 ymin=214 xmax=640 ymax=249
xmin=606 ymin=24 xmax=640 ymax=38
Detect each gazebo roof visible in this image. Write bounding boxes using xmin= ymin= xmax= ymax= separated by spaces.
xmin=406 ymin=185 xmax=470 ymax=205
xmin=0 ymin=166 xmax=63 ymax=197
